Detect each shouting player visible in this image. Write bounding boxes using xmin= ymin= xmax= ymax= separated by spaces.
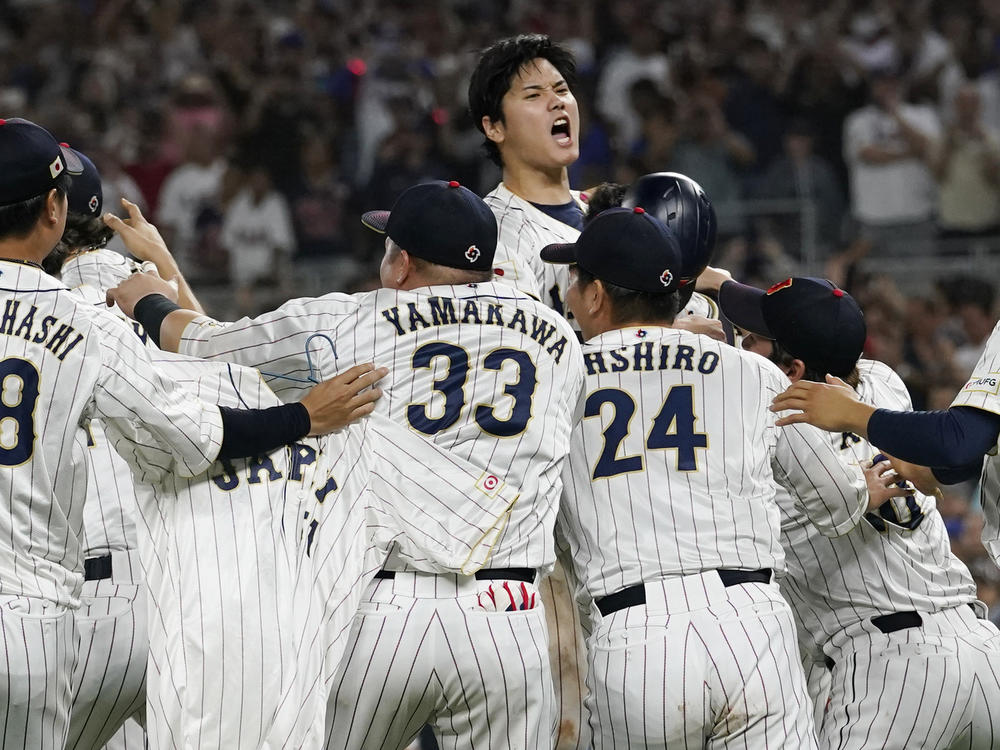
xmin=109 ymin=179 xmax=584 ymax=750
xmin=542 ymin=207 xmax=906 ymax=748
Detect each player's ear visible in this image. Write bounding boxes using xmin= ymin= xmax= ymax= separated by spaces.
xmin=785 ymin=358 xmax=806 ymax=382
xmin=45 ymin=188 xmax=63 ymax=224
xmin=482 ymin=115 xmax=505 ymax=146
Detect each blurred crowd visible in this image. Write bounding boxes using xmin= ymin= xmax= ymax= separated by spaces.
xmin=5 ymin=0 xmax=1000 ymax=619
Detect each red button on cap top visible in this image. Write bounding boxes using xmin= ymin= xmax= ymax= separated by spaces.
xmin=832 ymin=289 xmax=844 ymax=298
xmin=59 ymin=142 xmax=69 ymax=147
xmin=0 ymin=119 xmax=7 ymax=126
xmin=633 ymin=206 xmax=645 ymax=214
xmin=448 ymin=180 xmax=460 ymax=187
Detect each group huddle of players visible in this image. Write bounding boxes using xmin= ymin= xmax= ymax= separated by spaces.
xmin=3 ymin=32 xmax=1000 ymax=750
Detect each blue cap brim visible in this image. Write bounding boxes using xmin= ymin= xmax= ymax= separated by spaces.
xmin=539 ymin=242 xmax=577 ymax=264
xmin=718 ymin=280 xmax=773 ymax=338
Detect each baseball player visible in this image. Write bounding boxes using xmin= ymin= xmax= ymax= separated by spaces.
xmin=772 ymin=323 xmax=1000 ymax=568
xmin=52 ymin=150 xmax=151 ymax=750
xmin=0 ymin=117 xmax=380 ymax=749
xmin=469 ymin=36 xmax=596 ymax=747
xmin=75 ymin=213 xmax=519 ymax=749
xmin=542 ymin=208 xmax=903 ymax=748
xmin=108 ymin=179 xmax=584 ymax=750
xmin=726 ymin=276 xmax=1000 ymax=747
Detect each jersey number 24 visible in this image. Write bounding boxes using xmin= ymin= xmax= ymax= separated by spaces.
xmin=585 ymin=385 xmax=708 ymax=478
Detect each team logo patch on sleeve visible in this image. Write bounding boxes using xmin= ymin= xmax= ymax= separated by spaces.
xmin=962 ymin=373 xmax=1000 ymax=395
xmin=465 ymin=245 xmax=481 ymax=263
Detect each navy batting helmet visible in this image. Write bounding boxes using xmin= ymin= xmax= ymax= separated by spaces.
xmin=622 ymin=173 xmax=717 ymax=305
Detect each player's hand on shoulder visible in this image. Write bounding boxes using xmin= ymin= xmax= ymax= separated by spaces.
xmin=695 ymin=265 xmax=733 ymax=293
xmin=301 ymin=363 xmax=389 ymax=435
xmin=771 ymin=375 xmax=874 ymax=433
xmin=106 ymin=271 xmax=178 ymax=318
xmin=673 ymin=314 xmax=725 ymax=341
xmin=104 ymin=198 xmax=177 ymax=268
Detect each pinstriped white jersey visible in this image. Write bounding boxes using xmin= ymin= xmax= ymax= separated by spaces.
xmin=952 ymin=320 xmax=1000 ymax=565
xmin=61 ymin=249 xmax=157 ymax=558
xmin=178 ymin=281 xmax=584 ymax=572
xmin=118 ymin=350 xmax=516 ymax=749
xmin=485 ymin=182 xmax=584 ymax=314
xmin=557 ymin=325 xmax=869 ymax=599
xmin=778 ymin=358 xmax=977 ymax=647
xmin=0 ymin=260 xmax=222 ymax=607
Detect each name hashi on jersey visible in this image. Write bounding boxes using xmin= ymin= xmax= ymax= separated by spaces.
xmin=0 ymin=299 xmax=84 ymax=360
xmin=379 ymin=295 xmax=570 ymax=364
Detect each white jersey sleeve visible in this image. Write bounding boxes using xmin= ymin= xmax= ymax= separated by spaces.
xmin=771 ymin=415 xmax=869 ymax=538
xmin=951 ymin=321 xmax=1000 ymax=564
xmin=677 ymin=291 xmax=721 ymax=320
xmin=89 ymin=313 xmax=223 ymax=482
xmin=179 ymin=292 xmax=362 ymax=401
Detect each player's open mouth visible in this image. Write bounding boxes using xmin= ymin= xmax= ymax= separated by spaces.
xmin=551 ymin=117 xmax=572 ymax=145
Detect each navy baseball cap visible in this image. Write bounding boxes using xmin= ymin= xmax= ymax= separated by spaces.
xmin=719 ymin=277 xmax=866 ymax=377
xmin=0 ymin=118 xmax=72 ymax=205
xmin=361 ymin=180 xmax=497 ymax=271
xmin=540 ymin=206 xmax=682 ymax=294
xmin=61 ymin=144 xmax=102 ymax=216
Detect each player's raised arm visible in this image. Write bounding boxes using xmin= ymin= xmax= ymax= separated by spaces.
xmin=103 ymin=198 xmax=205 ymax=314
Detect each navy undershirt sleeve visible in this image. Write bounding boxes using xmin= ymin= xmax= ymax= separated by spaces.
xmin=218 ymin=403 xmax=311 ymax=460
xmin=867 ymin=405 xmax=1000 ymax=468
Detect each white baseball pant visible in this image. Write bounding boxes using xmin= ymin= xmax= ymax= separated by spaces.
xmin=66 ymin=550 xmax=147 ymax=750
xmin=0 ymin=595 xmax=77 ymax=749
xmin=585 ymin=569 xmax=818 ymax=749
xmin=819 ymin=604 xmax=1000 ymax=748
xmin=325 ymin=571 xmax=555 ymax=750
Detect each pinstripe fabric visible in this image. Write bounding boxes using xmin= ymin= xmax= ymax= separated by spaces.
xmin=102 ymin=717 xmax=146 ymax=749
xmin=819 ymin=605 xmax=1000 ymax=748
xmin=777 ymin=360 xmax=977 ymax=655
xmin=0 ymin=595 xmax=77 ymax=749
xmin=557 ymin=325 xmax=876 ymax=746
xmin=64 ymin=573 xmax=146 ymax=750
xmin=951 ymin=321 xmax=1000 ymax=565
xmin=485 ymin=184 xmax=592 ymax=750
xmin=484 ymin=183 xmax=583 ymax=309
xmin=324 ymin=572 xmax=555 ymax=750
xmin=178 ymin=283 xmax=582 ymax=749
xmin=585 ymin=572 xmax=817 ymax=750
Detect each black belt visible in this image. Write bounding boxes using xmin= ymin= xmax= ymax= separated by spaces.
xmin=84 ymin=555 xmax=113 ymax=581
xmin=374 ymin=567 xmax=535 ymax=584
xmin=871 ymin=611 xmax=922 ymax=634
xmin=596 ymin=568 xmax=772 ymax=617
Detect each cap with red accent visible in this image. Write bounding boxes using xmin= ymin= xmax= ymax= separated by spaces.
xmin=718 ymin=276 xmax=866 ymax=377
xmin=539 ymin=206 xmax=682 ymax=294
xmin=361 ymin=180 xmax=496 ymax=271
xmin=0 ymin=118 xmax=69 ymax=206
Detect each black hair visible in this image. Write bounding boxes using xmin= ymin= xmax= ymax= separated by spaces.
xmin=574 ymin=265 xmax=680 ymax=325
xmin=43 ymin=211 xmax=116 ymax=275
xmin=468 ymin=34 xmax=577 ymax=168
xmin=0 ymin=173 xmax=72 ymax=243
xmin=583 ymin=183 xmax=626 ymax=225
xmin=768 ymin=338 xmax=860 ymax=389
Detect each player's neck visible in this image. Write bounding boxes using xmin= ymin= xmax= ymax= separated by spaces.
xmin=0 ymin=235 xmax=52 ymax=267
xmin=502 ymin=162 xmax=571 ymax=205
